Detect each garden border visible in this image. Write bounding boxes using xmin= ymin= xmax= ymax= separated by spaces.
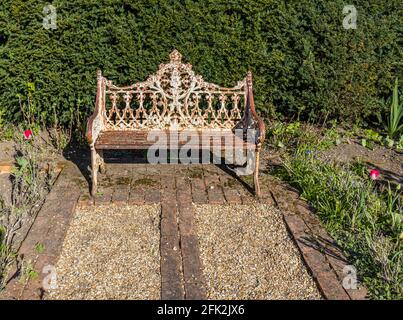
xmin=269 ymin=178 xmax=368 ymax=300
xmin=0 ymin=161 xmax=84 ymax=300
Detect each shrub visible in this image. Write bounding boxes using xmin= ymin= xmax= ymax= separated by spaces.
xmin=0 ymin=0 xmax=401 ymax=129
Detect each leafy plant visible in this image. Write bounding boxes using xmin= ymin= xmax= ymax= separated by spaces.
xmin=396 ymin=135 xmax=403 ymax=151
xmin=385 ymin=78 xmax=403 ymax=139
xmin=277 ymin=149 xmax=402 ymax=299
xmin=350 ymin=160 xmax=368 ymax=179
xmin=361 ymin=138 xmax=374 ymax=150
xmin=322 ymin=124 xmax=342 ymax=148
xmin=364 ymin=129 xmax=383 ymax=143
xmin=384 ymin=136 xmax=395 ymax=148
xmin=360 ymin=129 xmax=384 ymax=150
xmin=0 ymin=135 xmax=54 ymax=290
xmin=19 ymin=260 xmax=38 ymax=283
xmin=269 ymin=121 xmax=315 ymax=150
xmin=17 ymin=82 xmax=40 ymax=128
xmin=0 ymin=108 xmax=6 ymax=129
xmin=0 ymin=124 xmax=15 ymax=141
xmin=35 ymin=243 xmax=45 ymax=254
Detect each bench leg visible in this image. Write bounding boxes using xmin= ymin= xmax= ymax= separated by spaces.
xmin=90 ymin=146 xmax=98 ymax=197
xmin=253 ymin=147 xmax=261 ymax=197
xmin=98 ymin=150 xmax=106 ymax=174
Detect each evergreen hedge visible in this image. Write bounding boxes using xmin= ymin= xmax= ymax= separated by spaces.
xmin=0 ymin=0 xmax=401 ymax=127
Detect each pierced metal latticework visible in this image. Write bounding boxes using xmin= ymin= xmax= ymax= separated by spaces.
xmin=101 ymin=50 xmax=246 ymax=130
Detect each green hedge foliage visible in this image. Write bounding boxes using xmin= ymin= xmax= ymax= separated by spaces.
xmin=0 ymin=0 xmax=401 ymax=127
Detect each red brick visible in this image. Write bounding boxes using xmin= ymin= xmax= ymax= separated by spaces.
xmin=160 ymin=235 xmax=182 ymax=282
xmin=112 ymin=184 xmax=130 ymax=204
xmin=144 ymin=189 xmax=161 ymax=204
xmin=161 ymin=203 xmax=178 ymax=236
xmin=235 ymin=184 xmax=255 ymax=204
xmin=204 ymin=175 xmax=225 ymax=204
xmin=178 ymin=204 xmax=196 ymax=236
xmin=190 ymin=178 xmax=208 ymax=204
xmin=94 ymin=186 xmax=113 ymax=204
xmin=298 ymin=244 xmax=350 ymax=300
xmin=222 ymin=187 xmax=242 ymax=204
xmin=185 ymin=282 xmax=206 ymax=300
xmin=77 ymin=194 xmax=94 ymax=206
xmin=160 ymin=175 xmax=176 ymax=203
xmin=128 ymin=188 xmax=145 ymax=205
xmin=283 ymin=213 xmax=309 ymax=238
xmin=181 ymin=235 xmax=204 ymax=284
xmin=161 ymin=281 xmax=184 ymax=300
xmin=176 ymin=177 xmax=192 ymax=204
xmin=128 ymin=173 xmax=147 ymax=204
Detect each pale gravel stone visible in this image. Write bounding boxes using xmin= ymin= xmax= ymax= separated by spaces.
xmin=46 ymin=204 xmax=161 ymax=300
xmin=195 ymin=204 xmax=323 ymax=300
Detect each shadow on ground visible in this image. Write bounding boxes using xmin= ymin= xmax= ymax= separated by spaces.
xmin=63 ymin=143 xmax=256 ymax=195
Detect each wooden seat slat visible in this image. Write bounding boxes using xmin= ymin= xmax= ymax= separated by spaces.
xmin=95 ymin=130 xmax=255 ymax=150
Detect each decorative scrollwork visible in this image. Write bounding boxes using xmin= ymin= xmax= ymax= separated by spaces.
xmin=101 ymin=50 xmax=247 ymax=130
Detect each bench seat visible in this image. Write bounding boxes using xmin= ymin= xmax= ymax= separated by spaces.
xmin=95 ymin=130 xmax=256 ymax=150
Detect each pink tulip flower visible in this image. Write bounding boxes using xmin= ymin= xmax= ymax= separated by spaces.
xmin=24 ymin=129 xmax=32 ymax=140
xmin=369 ymin=169 xmax=380 ymax=180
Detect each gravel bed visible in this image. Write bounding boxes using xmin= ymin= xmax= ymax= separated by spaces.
xmin=195 ymin=204 xmax=322 ymax=300
xmin=47 ymin=204 xmax=161 ymax=300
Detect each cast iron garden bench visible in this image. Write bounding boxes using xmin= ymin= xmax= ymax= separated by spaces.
xmin=86 ymin=50 xmax=265 ymax=197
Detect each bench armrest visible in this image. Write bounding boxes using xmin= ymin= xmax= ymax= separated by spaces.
xmin=241 ymin=71 xmax=265 ymax=147
xmin=87 ymin=70 xmax=105 ymax=146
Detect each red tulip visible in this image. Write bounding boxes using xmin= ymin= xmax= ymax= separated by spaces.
xmin=24 ymin=129 xmax=32 ymax=140
xmin=369 ymin=169 xmax=380 ymax=180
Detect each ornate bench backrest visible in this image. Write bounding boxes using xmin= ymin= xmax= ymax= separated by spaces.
xmin=97 ymin=50 xmax=248 ymax=130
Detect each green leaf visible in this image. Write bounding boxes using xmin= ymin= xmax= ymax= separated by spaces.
xmin=35 ymin=243 xmax=45 ymax=254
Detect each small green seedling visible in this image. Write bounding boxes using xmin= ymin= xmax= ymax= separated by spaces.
xmin=384 ymin=137 xmax=394 ymax=148
xmin=361 ymin=138 xmax=374 ymax=150
xmin=35 ymin=242 xmax=45 ymax=254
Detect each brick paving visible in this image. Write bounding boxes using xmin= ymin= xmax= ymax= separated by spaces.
xmin=90 ymin=162 xmax=271 ymax=300
xmin=149 ymin=164 xmax=269 ymax=299
xmin=1 ymin=156 xmax=367 ymax=300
